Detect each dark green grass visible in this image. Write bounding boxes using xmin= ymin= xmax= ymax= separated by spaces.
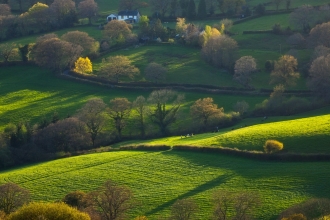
xmin=0 ymin=150 xmax=329 ymax=219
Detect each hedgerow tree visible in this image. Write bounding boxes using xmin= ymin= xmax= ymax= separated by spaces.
xmin=190 ymin=97 xmax=223 ymax=128
xmin=270 ymin=55 xmax=300 ymax=87
xmin=308 ymin=54 xmax=330 ymax=99
xmin=61 ymin=31 xmax=98 ymax=55
xmin=263 ymin=140 xmax=284 ymax=153
xmin=108 ymin=98 xmax=132 ymax=141
xmin=88 ymin=180 xmax=134 ymax=220
xmin=132 ymin=96 xmax=148 ymax=138
xmin=0 ymin=183 xmax=30 ymax=214
xmin=62 ymin=191 xmax=90 ymax=210
xmin=99 ymin=56 xmax=140 ymax=83
xmin=233 ymin=56 xmax=257 ymax=88
xmin=233 ymin=101 xmax=249 ymax=116
xmin=8 ymin=202 xmax=90 ymax=220
xmin=145 ymin=62 xmax=167 ymax=83
xmin=170 ymin=198 xmax=198 ymax=220
xmin=74 ymin=57 xmax=93 ymax=74
xmin=148 ymin=89 xmax=184 ymax=136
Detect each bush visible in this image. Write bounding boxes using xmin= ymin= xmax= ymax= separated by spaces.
xmin=281 ymin=213 xmax=307 ymax=220
xmin=265 ymin=60 xmax=274 ymax=72
xmin=8 ymin=202 xmax=90 ymax=220
xmin=263 ymin=140 xmax=284 ymax=153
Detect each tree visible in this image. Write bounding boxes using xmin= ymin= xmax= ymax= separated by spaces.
xmin=289 ymin=5 xmax=316 ymax=33
xmin=149 ymin=0 xmax=170 ymax=17
xmin=77 ymin=98 xmax=106 ymax=147
xmin=88 ymin=180 xmax=134 ymax=220
xmin=267 ymin=84 xmax=285 ymax=109
xmin=285 ymin=0 xmax=291 ymax=10
xmin=308 ymin=22 xmax=330 ymax=48
xmin=74 ymin=57 xmax=93 ymax=74
xmin=99 ymin=56 xmax=140 ymax=83
xmin=0 ymin=43 xmax=19 ymax=63
xmin=199 ymin=25 xmax=221 ymax=46
xmin=273 ymin=0 xmax=283 ymax=11
xmin=108 ymin=98 xmax=131 ymax=140
xmin=286 ymin=33 xmax=305 ymax=47
xmin=270 ymin=55 xmax=299 ymax=87
xmin=233 ymin=101 xmax=249 ymax=116
xmin=132 ymin=96 xmax=148 ymax=138
xmin=308 ymin=54 xmax=330 ymax=99
xmin=118 ymin=0 xmax=145 ymax=10
xmin=49 ymin=0 xmax=77 ymax=28
xmin=201 ymin=35 xmax=239 ymax=71
xmin=32 ymin=37 xmax=83 ymax=73
xmin=233 ymin=192 xmax=260 ymax=220
xmin=311 ymin=45 xmax=330 ymax=61
xmin=170 ymin=198 xmax=198 ymax=220
xmin=197 ymin=0 xmax=207 ymax=18
xmin=233 ymin=56 xmax=257 ymax=88
xmin=148 ymin=89 xmax=184 ymax=136
xmin=8 ymin=202 xmax=90 ymax=220
xmin=78 ymin=0 xmax=98 ymax=24
xmin=187 ymin=0 xmax=196 ymax=19
xmin=0 ymin=183 xmax=30 ymax=214
xmin=138 ymin=15 xmax=149 ymax=34
xmin=263 ymin=139 xmax=284 ymax=153
xmin=144 ymin=62 xmax=167 ymax=83
xmin=176 ymin=17 xmax=187 ymax=35
xmin=62 ymin=31 xmax=98 ymax=54
xmin=26 ymin=2 xmax=50 ymax=31
xmin=190 ymin=97 xmax=223 ymax=127
xmin=212 ymin=190 xmax=233 ymax=220
xmin=62 ymin=191 xmax=90 ymax=210
xmin=103 ymin=20 xmax=133 ymax=45
xmin=0 ymin=3 xmax=10 ymax=15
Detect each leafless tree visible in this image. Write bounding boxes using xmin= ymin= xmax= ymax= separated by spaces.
xmin=88 ymin=180 xmax=134 ymax=220
xmin=233 ymin=56 xmax=257 ymax=88
xmin=308 ymin=54 xmax=330 ymax=99
xmin=144 ymin=62 xmax=167 ymax=83
xmin=289 ymin=5 xmax=317 ymax=32
xmin=233 ymin=192 xmax=260 ymax=220
xmin=233 ymin=101 xmax=249 ymax=116
xmin=132 ymin=96 xmax=148 ymax=138
xmin=190 ymin=97 xmax=223 ymax=127
xmin=77 ymin=98 xmax=106 ymax=147
xmin=61 ymin=30 xmax=98 ymax=54
xmin=270 ymin=55 xmax=300 ymax=87
xmin=212 ymin=190 xmax=233 ymax=220
xmin=108 ymin=98 xmax=132 ymax=140
xmin=148 ymin=89 xmax=184 ymax=136
xmin=308 ymin=21 xmax=330 ymax=48
xmin=170 ymin=198 xmax=199 ymax=220
xmin=0 ymin=4 xmax=10 ymax=15
xmin=0 ymin=182 xmax=30 ymax=214
xmin=78 ymin=0 xmax=98 ymax=24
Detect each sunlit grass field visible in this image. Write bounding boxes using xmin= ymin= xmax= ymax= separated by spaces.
xmin=115 ymin=113 xmax=330 ymax=154
xmin=0 ymin=150 xmax=329 ymax=219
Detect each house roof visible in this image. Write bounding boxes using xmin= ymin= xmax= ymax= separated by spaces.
xmin=118 ymin=10 xmax=139 ymax=16
xmin=107 ymin=14 xmax=117 ymax=17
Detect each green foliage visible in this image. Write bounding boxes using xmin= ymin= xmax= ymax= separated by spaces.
xmin=8 ymin=202 xmax=90 ymax=220
xmin=263 ymin=139 xmax=284 ymax=153
xmin=197 ymin=0 xmax=207 ymax=18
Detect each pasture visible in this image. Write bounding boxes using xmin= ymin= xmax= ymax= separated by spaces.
xmin=0 ymin=150 xmax=329 ymax=219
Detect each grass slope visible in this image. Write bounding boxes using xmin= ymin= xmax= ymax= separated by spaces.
xmin=116 ymin=114 xmax=330 ymax=154
xmin=0 ymin=151 xmax=329 ymax=219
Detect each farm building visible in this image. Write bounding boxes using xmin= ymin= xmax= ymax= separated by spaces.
xmin=107 ymin=10 xmax=141 ymax=23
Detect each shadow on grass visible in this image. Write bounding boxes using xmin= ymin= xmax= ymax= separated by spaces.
xmin=145 ymin=173 xmax=234 ymax=216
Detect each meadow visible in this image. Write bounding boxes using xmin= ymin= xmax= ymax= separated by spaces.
xmin=0 ymin=150 xmax=329 ymax=219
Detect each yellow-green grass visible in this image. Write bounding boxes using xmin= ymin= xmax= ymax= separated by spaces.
xmin=0 ymin=150 xmax=329 ymax=219
xmin=0 ymin=65 xmax=266 ymax=130
xmin=114 ymin=114 xmax=330 ymax=154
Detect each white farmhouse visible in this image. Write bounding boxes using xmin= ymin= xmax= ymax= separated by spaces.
xmin=107 ymin=10 xmax=141 ymax=23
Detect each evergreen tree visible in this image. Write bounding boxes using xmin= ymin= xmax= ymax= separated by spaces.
xmin=187 ymin=0 xmax=196 ymax=19
xmin=197 ymin=0 xmax=207 ymax=18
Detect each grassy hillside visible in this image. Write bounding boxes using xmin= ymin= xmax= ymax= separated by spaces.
xmin=0 ymin=150 xmax=329 ymax=219
xmin=115 ymin=113 xmax=330 ymax=154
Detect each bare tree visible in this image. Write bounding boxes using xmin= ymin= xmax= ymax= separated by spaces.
xmin=233 ymin=56 xmax=257 ymax=88
xmin=32 ymin=37 xmax=83 ymax=73
xmin=201 ymin=35 xmax=239 ymax=71
xmin=190 ymin=97 xmax=223 ymax=128
xmin=270 ymin=55 xmax=300 ymax=87
xmin=132 ymin=96 xmax=148 ymax=138
xmin=61 ymin=30 xmax=98 ymax=54
xmin=0 ymin=4 xmax=10 ymax=15
xmin=148 ymin=89 xmax=184 ymax=136
xmin=0 ymin=182 xmax=30 ymax=214
xmin=88 ymin=180 xmax=134 ymax=220
xmin=308 ymin=54 xmax=330 ymax=99
xmin=144 ymin=62 xmax=167 ymax=83
xmin=0 ymin=43 xmax=19 ymax=62
xmin=108 ymin=98 xmax=131 ymax=140
xmin=170 ymin=198 xmax=198 ymax=220
xmin=212 ymin=190 xmax=233 ymax=220
xmin=77 ymin=98 xmax=106 ymax=147
xmin=99 ymin=56 xmax=140 ymax=83
xmin=233 ymin=101 xmax=249 ymax=116
xmin=308 ymin=21 xmax=330 ymax=48
xmin=78 ymin=0 xmax=98 ymax=24
xmin=289 ymin=5 xmax=317 ymax=32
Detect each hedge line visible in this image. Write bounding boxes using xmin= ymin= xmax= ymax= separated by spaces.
xmin=243 ymin=30 xmax=272 ymax=34
xmin=119 ymin=144 xmax=171 ymax=151
xmin=171 ymin=145 xmax=330 ymax=162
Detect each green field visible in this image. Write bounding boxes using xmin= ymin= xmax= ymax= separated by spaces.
xmin=0 ymin=150 xmax=329 ymax=219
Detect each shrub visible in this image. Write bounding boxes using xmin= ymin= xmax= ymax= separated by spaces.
xmin=281 ymin=213 xmax=307 ymax=220
xmin=263 ymin=140 xmax=284 ymax=153
xmin=8 ymin=202 xmax=90 ymax=220
xmin=265 ymin=60 xmax=274 ymax=72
